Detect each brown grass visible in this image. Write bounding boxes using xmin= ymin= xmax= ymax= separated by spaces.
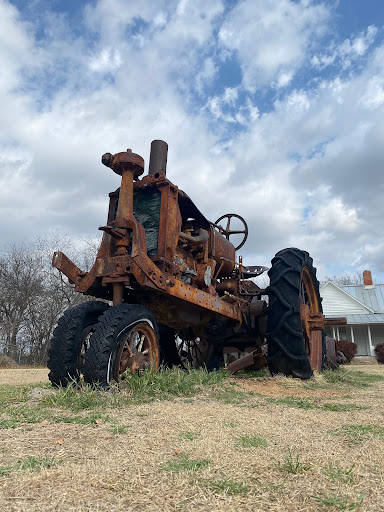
xmin=0 ymin=355 xmax=18 ymax=369
xmin=0 ymin=365 xmax=383 ymax=511
xmin=0 ymin=368 xmax=49 ymax=386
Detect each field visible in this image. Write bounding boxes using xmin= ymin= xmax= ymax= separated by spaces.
xmin=1 ymin=364 xmax=384 ymax=511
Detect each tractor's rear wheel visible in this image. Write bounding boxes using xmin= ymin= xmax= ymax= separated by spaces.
xmin=47 ymin=301 xmax=109 ymax=387
xmin=266 ymin=248 xmax=324 ymax=379
xmin=83 ymin=304 xmax=159 ymax=388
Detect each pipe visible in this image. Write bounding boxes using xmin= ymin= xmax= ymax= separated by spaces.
xmin=179 ymin=229 xmax=209 ymax=245
xmin=148 ymin=140 xmax=168 ymax=176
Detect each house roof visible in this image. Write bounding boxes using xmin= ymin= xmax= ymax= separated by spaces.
xmin=320 ymin=281 xmax=374 ymax=316
xmin=320 ymin=281 xmax=384 ymax=324
xmin=339 ymin=284 xmax=384 ymax=313
xmin=346 ymin=313 xmax=384 ymax=324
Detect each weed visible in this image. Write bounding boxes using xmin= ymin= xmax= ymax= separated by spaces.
xmin=210 ymin=386 xmax=254 ymax=405
xmin=0 ymin=387 xmax=28 ymax=407
xmin=162 ymin=452 xmax=210 ymax=472
xmin=121 ymin=368 xmax=229 ymax=401
xmin=266 ymin=396 xmax=318 ymax=410
xmin=276 ymin=448 xmax=311 ymax=474
xmin=54 ymin=412 xmax=110 ymax=425
xmin=1 ymin=456 xmax=62 ymax=476
xmin=324 ymin=463 xmax=355 ymax=484
xmin=179 ymin=431 xmax=200 ymax=441
xmin=204 ymin=478 xmax=250 ymax=495
xmin=110 ymin=425 xmax=129 ymax=435
xmin=224 ymin=421 xmax=237 ymax=428
xmin=328 ymin=424 xmax=384 ymax=443
xmin=41 ymin=369 xmax=230 ymax=410
xmin=312 ymin=493 xmax=364 ymax=510
xmin=234 ymin=368 xmax=270 ymax=379
xmin=236 ymin=434 xmax=267 ymax=448
xmin=43 ymin=383 xmax=106 ymax=412
xmin=322 ymin=369 xmax=384 ymax=388
xmin=0 ymin=417 xmax=19 ymax=429
xmin=16 ymin=455 xmax=60 ymax=471
xmin=321 ymin=403 xmax=368 ymax=412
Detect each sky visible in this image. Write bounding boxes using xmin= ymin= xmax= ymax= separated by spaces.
xmin=1 ymin=0 xmax=384 ymax=282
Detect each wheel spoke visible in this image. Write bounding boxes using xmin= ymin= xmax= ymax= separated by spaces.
xmin=137 ymin=334 xmax=145 ymax=352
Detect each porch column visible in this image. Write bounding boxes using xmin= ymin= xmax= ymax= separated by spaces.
xmin=350 ymin=325 xmax=355 ymax=344
xmin=367 ymin=324 xmax=374 ymax=356
xmin=332 ymin=327 xmax=336 ymax=339
xmin=336 ymin=326 xmax=340 ymax=340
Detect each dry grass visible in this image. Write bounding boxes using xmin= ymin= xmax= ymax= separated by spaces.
xmin=0 ymin=368 xmax=49 ymax=386
xmin=0 ymin=355 xmax=18 ymax=369
xmin=0 ymin=365 xmax=383 ymax=511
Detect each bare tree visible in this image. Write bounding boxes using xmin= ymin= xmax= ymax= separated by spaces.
xmin=0 ymin=232 xmax=100 ymax=365
xmin=320 ymin=272 xmax=363 ymax=288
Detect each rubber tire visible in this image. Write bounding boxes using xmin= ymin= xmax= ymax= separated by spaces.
xmin=82 ymin=304 xmax=159 ymax=388
xmin=47 ymin=301 xmax=110 ymax=387
xmin=266 ymin=248 xmax=323 ymax=379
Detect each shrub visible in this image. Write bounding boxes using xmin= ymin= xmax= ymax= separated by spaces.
xmin=335 ymin=340 xmax=358 ymax=363
xmin=375 ymin=346 xmax=384 ymax=364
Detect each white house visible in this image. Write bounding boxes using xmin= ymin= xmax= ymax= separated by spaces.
xmin=320 ymin=271 xmax=384 ymax=356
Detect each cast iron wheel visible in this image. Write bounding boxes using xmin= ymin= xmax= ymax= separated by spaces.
xmin=214 ymin=213 xmax=248 ymax=251
xmin=83 ymin=304 xmax=159 ymax=388
xmin=47 ymin=301 xmax=110 ymax=387
xmin=266 ymin=248 xmax=324 ymax=379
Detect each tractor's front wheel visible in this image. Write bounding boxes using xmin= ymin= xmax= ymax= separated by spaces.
xmin=47 ymin=301 xmax=110 ymax=387
xmin=83 ymin=304 xmax=160 ymax=388
xmin=266 ymin=248 xmax=324 ymax=379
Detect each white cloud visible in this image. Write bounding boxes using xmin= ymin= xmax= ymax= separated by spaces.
xmin=359 ymin=76 xmax=384 ymax=110
xmin=219 ymin=0 xmax=330 ymax=90
xmin=1 ymin=0 xmax=384 ymax=283
xmin=310 ymin=198 xmax=360 ymax=233
xmin=89 ymin=48 xmax=122 ymax=72
xmin=312 ymin=25 xmax=378 ymax=70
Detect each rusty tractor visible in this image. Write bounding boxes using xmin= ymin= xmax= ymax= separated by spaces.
xmin=47 ymin=140 xmax=326 ymax=388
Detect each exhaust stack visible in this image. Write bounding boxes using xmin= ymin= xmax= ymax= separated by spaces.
xmin=148 ymin=139 xmax=168 ymax=176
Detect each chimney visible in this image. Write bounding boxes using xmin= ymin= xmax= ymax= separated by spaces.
xmin=363 ymin=270 xmax=373 ymax=286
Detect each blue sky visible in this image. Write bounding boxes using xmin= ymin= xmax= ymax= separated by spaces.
xmin=1 ymin=0 xmax=384 ymax=282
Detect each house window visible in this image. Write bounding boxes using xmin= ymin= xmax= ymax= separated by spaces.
xmin=338 ymin=326 xmax=348 ymax=341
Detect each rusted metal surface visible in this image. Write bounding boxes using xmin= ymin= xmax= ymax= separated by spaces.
xmin=227 ymin=346 xmax=268 ymax=373
xmin=325 ymin=337 xmax=339 ymax=369
xmin=300 ymin=267 xmax=324 ymax=372
xmin=114 ymin=323 xmax=159 ymax=378
xmin=214 ymin=213 xmax=248 ymax=251
xmin=52 ymin=139 xmax=326 ymax=377
xmin=324 ymin=317 xmax=347 ymax=326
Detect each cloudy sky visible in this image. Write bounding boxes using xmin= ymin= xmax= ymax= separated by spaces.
xmin=1 ymin=0 xmax=384 ymax=281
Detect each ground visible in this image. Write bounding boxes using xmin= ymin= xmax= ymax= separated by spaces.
xmin=0 ymin=364 xmax=383 ymax=511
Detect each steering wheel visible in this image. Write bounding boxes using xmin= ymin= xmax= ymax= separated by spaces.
xmin=214 ymin=213 xmax=248 ymax=251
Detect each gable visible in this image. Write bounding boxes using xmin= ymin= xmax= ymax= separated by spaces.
xmin=320 ymin=282 xmax=372 ymax=317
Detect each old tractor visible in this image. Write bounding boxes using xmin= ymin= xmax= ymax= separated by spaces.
xmin=47 ymin=140 xmax=325 ymax=388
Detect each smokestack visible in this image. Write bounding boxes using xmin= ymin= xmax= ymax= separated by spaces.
xmin=148 ymin=140 xmax=168 ymax=176
xmin=363 ymin=270 xmax=373 ymax=286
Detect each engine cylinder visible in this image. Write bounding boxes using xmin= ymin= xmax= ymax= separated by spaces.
xmin=209 ymin=227 xmax=235 ymax=276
